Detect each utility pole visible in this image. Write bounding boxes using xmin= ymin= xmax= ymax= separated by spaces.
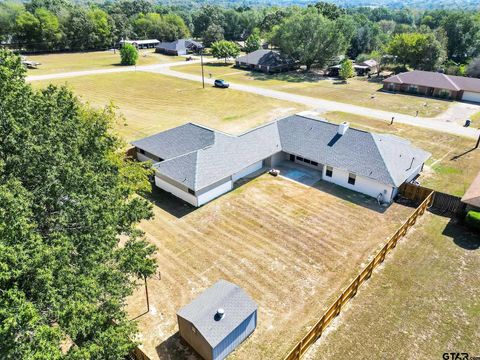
xmin=200 ymin=48 xmax=205 ymax=89
xmin=144 ymin=275 xmax=150 ymax=313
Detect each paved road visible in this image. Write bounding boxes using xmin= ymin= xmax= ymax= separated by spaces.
xmin=148 ymin=66 xmax=480 ymax=139
xmin=27 ymin=60 xmax=480 ymax=139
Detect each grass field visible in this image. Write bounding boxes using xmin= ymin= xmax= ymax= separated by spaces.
xmin=174 ymin=62 xmax=450 ymax=117
xmin=26 ymin=49 xmax=184 ymax=75
xmin=305 ymin=212 xmax=480 ymax=360
xmin=323 ymin=111 xmax=480 ymax=196
xmin=32 ymin=72 xmax=305 ymax=141
xmin=126 ymin=174 xmax=413 ymax=360
xmin=471 ymin=111 xmax=480 ymax=126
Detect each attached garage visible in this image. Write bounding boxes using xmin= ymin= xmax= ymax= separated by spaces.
xmin=462 ymin=91 xmax=480 ymax=103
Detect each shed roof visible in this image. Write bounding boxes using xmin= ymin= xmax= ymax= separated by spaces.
xmin=236 ymin=49 xmax=295 ymax=67
xmin=461 ymin=171 xmax=480 ymax=208
xmin=177 ymin=280 xmax=257 ymax=348
xmin=133 ymin=115 xmax=430 ymax=191
xmin=383 ymin=70 xmax=480 ymax=93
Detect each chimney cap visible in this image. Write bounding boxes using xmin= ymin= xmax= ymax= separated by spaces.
xmin=215 ymin=308 xmax=225 ymax=321
xmin=337 ymin=121 xmax=350 ymax=135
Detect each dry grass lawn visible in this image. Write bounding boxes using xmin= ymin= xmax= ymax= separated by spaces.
xmin=127 ymin=174 xmax=413 ymax=360
xmin=26 ymin=49 xmax=183 ymax=75
xmin=175 ymin=62 xmax=450 ymax=117
xmin=323 ymin=111 xmax=480 ymax=196
xmin=32 ymin=72 xmax=305 ymax=142
xmin=305 ymin=212 xmax=480 ymax=360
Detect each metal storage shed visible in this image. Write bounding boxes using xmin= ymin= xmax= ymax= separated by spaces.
xmin=177 ymin=280 xmax=257 ymax=360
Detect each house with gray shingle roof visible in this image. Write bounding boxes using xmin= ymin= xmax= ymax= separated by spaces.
xmin=177 ymin=280 xmax=257 ymax=360
xmin=131 ymin=114 xmax=430 ymax=207
xmin=155 ymin=39 xmax=202 ymax=56
xmin=235 ymin=49 xmax=297 ymax=73
xmin=383 ymin=70 xmax=480 ymax=103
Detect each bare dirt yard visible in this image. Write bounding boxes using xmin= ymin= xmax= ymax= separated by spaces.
xmin=304 ymin=212 xmax=480 ymax=360
xmin=126 ymin=173 xmax=414 ymax=360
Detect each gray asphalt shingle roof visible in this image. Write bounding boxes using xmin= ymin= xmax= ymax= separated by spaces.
xmin=236 ymin=49 xmax=295 ymax=67
xmin=177 ymin=280 xmax=257 ymax=348
xmin=132 ymin=115 xmax=430 ymax=191
xmin=383 ymin=70 xmax=480 ymax=93
xmin=156 ymin=39 xmax=202 ymax=52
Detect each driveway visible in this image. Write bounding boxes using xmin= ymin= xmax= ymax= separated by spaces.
xmin=27 ymin=60 xmax=480 ymax=139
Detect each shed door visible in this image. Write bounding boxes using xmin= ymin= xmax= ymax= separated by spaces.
xmin=462 ymin=91 xmax=480 ymax=103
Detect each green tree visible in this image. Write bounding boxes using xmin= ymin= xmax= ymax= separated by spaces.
xmin=0 ymin=49 xmax=157 ymax=359
xmin=244 ymin=29 xmax=261 ymax=53
xmin=0 ymin=1 xmax=24 ymax=43
xmin=339 ymin=59 xmax=355 ymax=81
xmin=309 ymin=1 xmax=346 ymax=20
xmin=120 ymin=43 xmax=138 ymax=65
xmin=14 ymin=11 xmax=40 ymax=50
xmin=273 ymin=10 xmax=354 ymax=70
xmin=385 ymin=32 xmax=446 ymax=70
xmin=211 ymin=40 xmax=240 ymax=63
xmin=441 ymin=12 xmax=480 ymax=62
xmin=203 ymin=23 xmax=224 ymax=47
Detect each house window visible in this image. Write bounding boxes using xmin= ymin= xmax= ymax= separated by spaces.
xmin=296 ymin=156 xmax=304 ymax=161
xmin=388 ymin=83 xmax=395 ymax=91
xmin=289 ymin=154 xmax=295 ymax=161
xmin=408 ymin=85 xmax=418 ymax=93
xmin=311 ymin=161 xmax=318 ymax=166
xmin=188 ymin=188 xmax=195 ymax=195
xmin=326 ymin=166 xmax=333 ymax=177
xmin=348 ymin=173 xmax=356 ymax=185
xmin=304 ymin=159 xmax=311 ymax=164
xmin=139 ymin=149 xmax=145 ymax=155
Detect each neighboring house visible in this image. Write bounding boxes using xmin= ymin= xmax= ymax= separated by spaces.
xmin=132 ymin=115 xmax=431 ymax=207
xmin=383 ymin=70 xmax=480 ymax=103
xmin=235 ymin=49 xmax=297 ymax=73
xmin=119 ymin=39 xmax=159 ymax=49
xmin=177 ymin=280 xmax=257 ymax=360
xmin=155 ymin=39 xmax=202 ymax=56
xmin=461 ymin=171 xmax=480 ymax=211
xmin=328 ymin=59 xmax=379 ymax=77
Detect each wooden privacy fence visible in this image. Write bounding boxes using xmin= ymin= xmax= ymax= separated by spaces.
xmin=400 ymin=183 xmax=466 ymax=216
xmin=283 ymin=191 xmax=434 ymax=360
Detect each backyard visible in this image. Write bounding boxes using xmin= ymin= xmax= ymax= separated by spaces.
xmin=304 ymin=212 xmax=480 ymax=360
xmin=174 ymin=62 xmax=450 ymax=117
xmin=25 ymin=49 xmax=184 ymax=75
xmin=126 ymin=173 xmax=414 ymax=359
xmin=31 ymin=71 xmax=305 ymax=141
xmin=322 ymin=111 xmax=480 ymax=196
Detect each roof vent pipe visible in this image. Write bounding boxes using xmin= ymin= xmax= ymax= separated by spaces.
xmin=338 ymin=122 xmax=350 ymax=135
xmin=215 ymin=308 xmax=225 ymax=321
xmin=407 ymin=156 xmax=415 ymax=171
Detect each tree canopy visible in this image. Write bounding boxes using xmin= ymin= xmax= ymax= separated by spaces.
xmin=0 ymin=49 xmax=157 ymax=359
xmin=211 ymin=40 xmax=240 ymax=63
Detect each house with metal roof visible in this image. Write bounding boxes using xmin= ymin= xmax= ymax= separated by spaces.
xmin=235 ymin=49 xmax=297 ymax=73
xmin=119 ymin=39 xmax=159 ymax=49
xmin=383 ymin=70 xmax=480 ymax=103
xmin=155 ymin=39 xmax=202 ymax=56
xmin=131 ymin=114 xmax=431 ymax=207
xmin=177 ymin=280 xmax=257 ymax=360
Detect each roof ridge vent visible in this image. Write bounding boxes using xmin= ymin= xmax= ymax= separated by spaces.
xmin=337 ymin=122 xmax=350 ymax=135
xmin=215 ymin=308 xmax=225 ymax=321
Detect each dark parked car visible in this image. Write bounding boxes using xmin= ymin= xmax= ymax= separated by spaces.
xmin=214 ymin=79 xmax=229 ymax=88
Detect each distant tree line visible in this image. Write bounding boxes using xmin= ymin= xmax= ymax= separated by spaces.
xmin=1 ymin=0 xmax=480 ymax=76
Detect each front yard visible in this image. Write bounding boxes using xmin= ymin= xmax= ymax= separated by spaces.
xmin=174 ymin=62 xmax=450 ymax=117
xmin=126 ymin=174 xmax=413 ymax=359
xmin=26 ymin=49 xmax=184 ymax=75
xmin=305 ymin=213 xmax=480 ymax=360
xmin=323 ymin=111 xmax=480 ymax=196
xmin=32 ymin=72 xmax=305 ymax=142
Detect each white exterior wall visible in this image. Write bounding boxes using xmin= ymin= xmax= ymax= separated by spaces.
xmin=232 ymin=160 xmax=263 ymax=182
xmin=155 ymin=176 xmax=198 ymax=206
xmin=197 ymin=180 xmax=233 ymax=206
xmin=322 ymin=166 xmax=394 ymax=202
xmin=406 ymin=163 xmax=423 ymax=183
xmin=462 ymin=91 xmax=480 ymax=103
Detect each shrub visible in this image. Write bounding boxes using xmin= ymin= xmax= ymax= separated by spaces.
xmin=120 ymin=44 xmax=138 ymax=66
xmin=465 ymin=210 xmax=480 ymax=232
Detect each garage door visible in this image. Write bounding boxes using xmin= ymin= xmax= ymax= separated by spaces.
xmin=462 ymin=91 xmax=480 ymax=103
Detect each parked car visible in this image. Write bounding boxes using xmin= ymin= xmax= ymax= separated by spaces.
xmin=214 ymin=79 xmax=229 ymax=88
